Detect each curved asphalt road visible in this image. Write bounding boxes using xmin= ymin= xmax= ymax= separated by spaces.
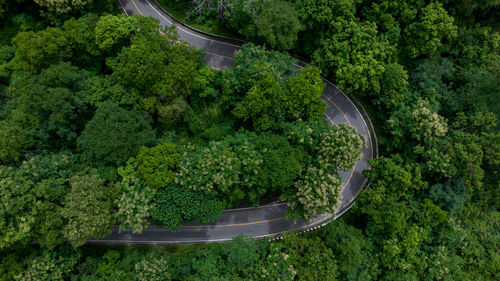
xmin=88 ymin=0 xmax=373 ymax=245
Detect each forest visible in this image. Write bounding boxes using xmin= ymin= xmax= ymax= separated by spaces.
xmin=0 ymin=0 xmax=499 ymax=280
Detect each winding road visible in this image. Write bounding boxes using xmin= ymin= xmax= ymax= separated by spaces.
xmin=88 ymin=0 xmax=374 ymax=245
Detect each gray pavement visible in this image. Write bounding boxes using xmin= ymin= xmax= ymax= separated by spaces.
xmin=89 ymin=0 xmax=374 ymax=245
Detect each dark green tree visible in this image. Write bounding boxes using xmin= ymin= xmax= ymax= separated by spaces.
xmin=7 ymin=62 xmax=88 ymax=147
xmin=77 ymin=103 xmax=155 ymax=166
xmin=248 ymin=0 xmax=302 ymax=51
xmin=151 ymin=184 xmax=223 ymax=231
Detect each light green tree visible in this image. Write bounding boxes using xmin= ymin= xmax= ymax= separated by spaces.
xmin=77 ymin=103 xmax=156 ymax=166
xmin=136 ymin=143 xmax=180 ymax=190
xmin=404 ymin=2 xmax=457 ymax=58
xmin=61 ymin=171 xmax=116 ymax=247
xmin=282 ymin=66 xmax=327 ymax=120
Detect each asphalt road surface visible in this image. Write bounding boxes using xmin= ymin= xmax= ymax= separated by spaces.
xmin=89 ymin=0 xmax=374 ymax=245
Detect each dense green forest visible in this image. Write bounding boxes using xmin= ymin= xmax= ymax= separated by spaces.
xmin=0 ymin=0 xmax=499 ymax=280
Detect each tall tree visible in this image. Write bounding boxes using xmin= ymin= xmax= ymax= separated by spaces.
xmin=248 ymin=0 xmax=302 ymax=51
xmin=7 ymin=62 xmax=88 ymax=147
xmin=61 ymin=170 xmax=116 ymax=247
xmin=11 ymin=27 xmax=71 ymax=73
xmin=282 ymin=66 xmax=327 ymax=120
xmin=77 ymin=103 xmax=156 ymax=166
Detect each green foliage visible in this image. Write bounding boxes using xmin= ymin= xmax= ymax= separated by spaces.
xmin=219 ymin=43 xmax=294 ymax=108
xmin=151 ymin=185 xmax=223 ymax=230
xmin=11 ymin=27 xmax=71 ymax=73
xmin=248 ymin=0 xmax=302 ymax=51
xmin=0 ymin=152 xmax=78 ymax=249
xmin=62 ymin=13 xmax=101 ymax=61
xmin=227 ymin=131 xmax=264 ymax=205
xmin=255 ymin=133 xmax=304 ymax=193
xmin=136 ymin=143 xmax=180 ymax=190
xmin=232 ymin=70 xmax=283 ymax=131
xmin=34 ymin=0 xmax=93 ymax=17
xmin=294 ymin=0 xmax=358 ymax=55
xmin=95 ymin=14 xmax=136 ymax=53
xmin=176 ymin=141 xmax=243 ymax=205
xmin=280 ymin=119 xmax=330 ymax=153
xmin=404 ymin=2 xmax=457 ymax=58
xmin=378 ymin=63 xmax=408 ymax=108
xmin=0 ymin=120 xmax=30 ymax=163
xmin=14 ymin=248 xmax=79 ymax=281
xmin=116 ymin=159 xmax=153 ymax=234
xmin=312 ymin=18 xmax=393 ymax=96
xmin=319 ymin=220 xmax=371 ymax=278
xmin=280 ymin=234 xmax=338 ymax=280
xmin=429 ymin=177 xmax=468 ymax=212
xmin=387 ymin=98 xmax=452 ymax=175
xmin=282 ymin=66 xmax=327 ymax=120
xmin=318 ymin=124 xmax=364 ymax=171
xmin=7 ymin=62 xmax=88 ymax=146
xmin=134 ymin=253 xmax=171 ymax=281
xmin=77 ymin=103 xmax=155 ymax=166
xmin=83 ymin=75 xmax=138 ymax=107
xmin=61 ymin=170 xmax=116 ymax=247
xmin=224 ymin=0 xmax=261 ymax=34
xmin=283 ymin=166 xmax=341 ymax=221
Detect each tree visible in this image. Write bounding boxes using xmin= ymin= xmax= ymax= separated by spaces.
xmin=248 ymin=0 xmax=302 ymax=51
xmin=312 ymin=18 xmax=393 ymax=96
xmin=294 ymin=0 xmax=358 ymax=55
xmin=280 ymin=119 xmax=331 ymax=154
xmin=175 ymin=141 xmax=242 ymax=205
xmin=232 ymin=71 xmax=284 ymax=131
xmin=0 ymin=120 xmax=30 ymax=163
xmin=378 ymin=63 xmax=408 ymax=108
xmin=61 ymin=171 xmax=116 ymax=247
xmin=388 ymin=98 xmax=452 ymax=175
xmin=319 ymin=220 xmax=371 ymax=277
xmin=14 ymin=249 xmax=78 ymax=281
xmin=135 ymin=253 xmax=171 ymax=281
xmin=94 ymin=14 xmax=136 ymax=53
xmin=62 ymin=13 xmax=104 ymax=70
xmin=83 ymin=75 xmax=139 ymax=107
xmin=116 ymin=159 xmax=153 ymax=234
xmin=7 ymin=62 xmax=88 ymax=147
xmin=136 ymin=143 xmax=180 ymax=190
xmin=317 ymin=124 xmax=364 ymax=171
xmin=108 ymin=21 xmax=199 ymax=124
xmin=282 ymin=66 xmax=327 ymax=120
xmin=429 ymin=177 xmax=468 ymax=212
xmin=219 ymin=43 xmax=294 ymax=107
xmin=0 ymin=152 xmax=79 ymax=249
xmin=34 ymin=0 xmax=93 ymax=16
xmin=404 ymin=2 xmax=457 ymax=58
xmin=224 ymin=0 xmax=261 ymax=34
xmin=11 ymin=27 xmax=71 ymax=73
xmin=279 ymin=234 xmax=338 ymax=280
xmin=255 ymin=133 xmax=305 ymax=193
xmin=283 ymin=166 xmax=342 ymax=221
xmin=227 ymin=131 xmax=265 ymax=205
xmin=151 ymin=184 xmax=223 ymax=230
xmin=357 ymin=156 xmax=428 ymax=237
xmin=77 ymin=103 xmax=156 ymax=166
